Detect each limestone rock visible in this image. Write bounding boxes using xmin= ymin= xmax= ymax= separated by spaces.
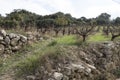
xmin=0 ymin=29 xmax=6 ymax=37
xmin=0 ymin=44 xmax=4 ymax=54
xmin=26 ymin=75 xmax=36 ymax=80
xmin=8 ymin=33 xmax=17 ymax=39
xmin=11 ymin=46 xmax=21 ymax=52
xmin=10 ymin=37 xmax=19 ymax=46
xmin=71 ymin=63 xmax=85 ymax=70
xmin=19 ymin=34 xmax=27 ymax=43
xmin=4 ymin=36 xmax=10 ymax=44
xmin=0 ymin=36 xmax=3 ymax=41
xmin=53 ymin=72 xmax=63 ymax=80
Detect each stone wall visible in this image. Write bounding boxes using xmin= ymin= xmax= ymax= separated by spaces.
xmin=0 ymin=30 xmax=27 ymax=54
xmin=25 ymin=42 xmax=120 ymax=80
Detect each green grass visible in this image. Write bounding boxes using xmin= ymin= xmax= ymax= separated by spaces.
xmin=6 ymin=29 xmax=27 ymax=36
xmin=0 ymin=31 xmax=119 ymax=78
xmin=6 ymin=39 xmax=62 ymax=77
xmin=0 ymin=40 xmax=51 ymax=75
xmin=55 ymin=35 xmax=80 ymax=45
xmin=15 ymin=44 xmax=63 ymax=77
xmin=0 ymin=33 xmax=115 ymax=74
xmin=14 ymin=35 xmax=89 ymax=77
xmin=88 ymin=33 xmax=111 ymax=42
xmin=0 ymin=35 xmax=75 ymax=77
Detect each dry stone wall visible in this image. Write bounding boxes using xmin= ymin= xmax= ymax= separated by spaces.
xmin=0 ymin=30 xmax=27 ymax=54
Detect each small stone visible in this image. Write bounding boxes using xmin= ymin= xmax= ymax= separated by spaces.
xmin=19 ymin=34 xmax=27 ymax=43
xmin=64 ymin=67 xmax=71 ymax=76
xmin=11 ymin=46 xmax=21 ymax=52
xmin=4 ymin=36 xmax=10 ymax=44
xmin=0 ymin=29 xmax=7 ymax=37
xmin=85 ymin=67 xmax=91 ymax=74
xmin=63 ymin=75 xmax=69 ymax=80
xmin=53 ymin=72 xmax=63 ymax=80
xmin=0 ymin=44 xmax=4 ymax=54
xmin=10 ymin=38 xmax=20 ymax=46
xmin=71 ymin=63 xmax=85 ymax=69
xmin=8 ymin=33 xmax=17 ymax=39
xmin=27 ymin=34 xmax=34 ymax=40
xmin=26 ymin=75 xmax=36 ymax=80
xmin=48 ymin=78 xmax=55 ymax=80
xmin=86 ymin=64 xmax=96 ymax=70
xmin=0 ymin=36 xmax=3 ymax=41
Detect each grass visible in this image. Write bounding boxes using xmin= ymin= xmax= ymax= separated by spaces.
xmin=88 ymin=33 xmax=111 ymax=42
xmin=15 ymin=44 xmax=63 ymax=77
xmin=6 ymin=29 xmax=27 ymax=36
xmin=54 ymin=35 xmax=81 ymax=45
xmin=0 ymin=35 xmax=79 ymax=77
xmin=0 ymin=39 xmax=51 ymax=75
xmin=13 ymin=35 xmax=74 ymax=77
xmin=14 ymin=35 xmax=92 ymax=77
xmin=0 ymin=31 xmax=119 ymax=78
xmin=0 ymin=33 xmax=116 ymax=74
xmin=0 ymin=38 xmax=63 ymax=77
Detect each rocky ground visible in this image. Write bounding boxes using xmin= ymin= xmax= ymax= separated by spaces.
xmin=0 ymin=30 xmax=120 ymax=80
xmin=16 ymin=41 xmax=120 ymax=80
xmin=30 ymin=41 xmax=120 ymax=80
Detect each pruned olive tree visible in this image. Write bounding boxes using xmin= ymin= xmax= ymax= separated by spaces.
xmin=75 ymin=24 xmax=96 ymax=42
xmin=109 ymin=25 xmax=120 ymax=41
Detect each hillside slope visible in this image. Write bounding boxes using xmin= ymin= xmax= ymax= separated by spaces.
xmin=0 ymin=31 xmax=120 ymax=80
xmin=0 ymin=40 xmax=120 ymax=80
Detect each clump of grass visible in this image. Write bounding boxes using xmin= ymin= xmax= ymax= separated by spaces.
xmin=88 ymin=33 xmax=111 ymax=42
xmin=15 ymin=54 xmax=40 ymax=76
xmin=47 ymin=35 xmax=86 ymax=46
xmin=6 ymin=29 xmax=27 ymax=36
xmin=0 ymin=40 xmax=50 ymax=75
xmin=0 ymin=58 xmax=3 ymax=68
xmin=48 ymin=40 xmax=57 ymax=46
xmin=112 ymin=68 xmax=120 ymax=78
xmin=55 ymin=35 xmax=80 ymax=45
xmin=0 ymin=53 xmax=25 ymax=74
xmin=15 ymin=44 xmax=63 ymax=77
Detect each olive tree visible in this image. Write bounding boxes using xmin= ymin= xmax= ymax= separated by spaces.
xmin=75 ymin=24 xmax=96 ymax=42
xmin=109 ymin=25 xmax=120 ymax=41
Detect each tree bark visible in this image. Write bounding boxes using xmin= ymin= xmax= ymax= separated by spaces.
xmin=82 ymin=35 xmax=86 ymax=42
xmin=111 ymin=34 xmax=120 ymax=41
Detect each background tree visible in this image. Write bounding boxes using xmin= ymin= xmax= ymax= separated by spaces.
xmin=0 ymin=14 xmax=4 ymax=28
xmin=109 ymin=17 xmax=120 ymax=41
xmin=96 ymin=13 xmax=111 ymax=35
xmin=5 ymin=9 xmax=39 ymax=30
xmin=36 ymin=19 xmax=55 ymax=34
xmin=96 ymin=13 xmax=111 ymax=26
xmin=113 ymin=17 xmax=120 ymax=25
